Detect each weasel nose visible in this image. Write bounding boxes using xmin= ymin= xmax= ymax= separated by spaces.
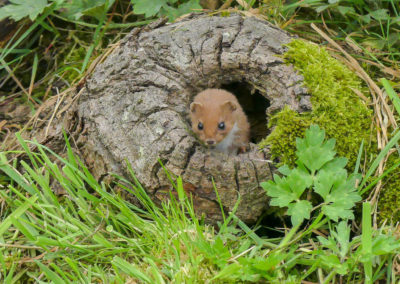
xmin=206 ymin=140 xmax=215 ymax=145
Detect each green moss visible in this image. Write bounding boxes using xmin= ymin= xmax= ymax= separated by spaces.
xmin=258 ymin=39 xmax=400 ymax=222
xmin=378 ymin=155 xmax=400 ymax=221
xmin=259 ymin=39 xmax=375 ymax=169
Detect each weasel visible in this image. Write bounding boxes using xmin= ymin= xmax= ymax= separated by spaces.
xmin=190 ymin=89 xmax=250 ymax=155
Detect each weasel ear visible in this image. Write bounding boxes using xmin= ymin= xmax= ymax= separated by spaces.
xmin=190 ymin=102 xmax=203 ymax=113
xmin=222 ymin=100 xmax=237 ymax=112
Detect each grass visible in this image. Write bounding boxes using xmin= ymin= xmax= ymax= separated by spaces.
xmin=1 ymin=0 xmax=400 ymax=282
xmin=0 ymin=136 xmax=399 ymax=282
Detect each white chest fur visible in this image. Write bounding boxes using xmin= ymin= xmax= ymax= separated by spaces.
xmin=215 ymin=123 xmax=240 ymax=154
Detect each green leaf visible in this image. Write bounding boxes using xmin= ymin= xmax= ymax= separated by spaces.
xmin=286 ymin=168 xmax=313 ymax=199
xmin=319 ymin=254 xmax=349 ymax=275
xmin=296 ymin=125 xmax=336 ymax=172
xmin=314 ymin=166 xmax=347 ymax=200
xmin=315 ymin=4 xmax=331 ymax=13
xmin=262 ymin=168 xmax=312 ymax=209
xmin=161 ymin=0 xmax=201 ymax=21
xmin=0 ymin=0 xmax=48 ymax=21
xmin=332 ymin=221 xmax=350 ymax=258
xmin=61 ymin=0 xmax=115 ymax=20
xmin=368 ymin=9 xmax=390 ymax=20
xmin=314 ymin=169 xmax=334 ymax=199
xmin=277 ymin=164 xmax=291 ymax=176
xmin=336 ymin=5 xmax=355 ymax=16
xmin=321 ymin=157 xmax=348 ymax=172
xmin=131 ymin=0 xmax=168 ymax=18
xmin=261 ymin=177 xmax=297 ymax=208
xmin=322 ymin=175 xmax=361 ymax=221
xmin=371 ymin=235 xmax=400 ymax=255
xmin=287 ymin=200 xmax=312 ymax=227
xmin=360 ymin=14 xmax=371 ymax=23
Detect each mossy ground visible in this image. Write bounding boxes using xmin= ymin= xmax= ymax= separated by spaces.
xmin=260 ymin=40 xmax=375 ymax=169
xmin=260 ymin=39 xmax=400 ymax=221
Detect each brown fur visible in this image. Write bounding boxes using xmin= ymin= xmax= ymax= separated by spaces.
xmin=190 ymin=89 xmax=250 ymax=154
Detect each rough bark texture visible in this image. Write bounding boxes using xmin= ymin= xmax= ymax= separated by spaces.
xmin=77 ymin=13 xmax=311 ymax=223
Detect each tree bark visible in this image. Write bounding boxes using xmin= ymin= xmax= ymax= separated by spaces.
xmin=75 ymin=13 xmax=310 ymax=223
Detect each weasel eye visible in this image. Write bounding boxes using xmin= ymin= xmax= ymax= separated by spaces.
xmin=218 ymin=122 xmax=225 ymax=130
xmin=198 ymin=122 xmax=204 ymax=130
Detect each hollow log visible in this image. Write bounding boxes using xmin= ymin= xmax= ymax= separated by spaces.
xmin=74 ymin=13 xmax=311 ymax=223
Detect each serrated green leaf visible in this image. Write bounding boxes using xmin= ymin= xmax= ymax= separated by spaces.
xmin=61 ymin=0 xmax=115 ymax=20
xmin=0 ymin=0 xmax=48 ymax=21
xmin=321 ymin=157 xmax=348 ymax=172
xmin=277 ymin=164 xmax=291 ymax=176
xmin=296 ymin=125 xmax=336 ymax=172
xmin=332 ymin=221 xmax=350 ymax=258
xmin=131 ymin=0 xmax=168 ymax=18
xmin=371 ymin=235 xmax=400 ymax=255
xmin=319 ymin=254 xmax=349 ymax=275
xmin=161 ymin=0 xmax=201 ymax=21
xmin=314 ymin=169 xmax=334 ymax=199
xmin=286 ymin=168 xmax=313 ymax=199
xmin=314 ymin=166 xmax=347 ymax=200
xmin=287 ymin=200 xmax=312 ymax=227
xmin=261 ymin=179 xmax=297 ymax=207
xmin=321 ymin=173 xmax=361 ymax=221
xmin=306 ymin=124 xmax=325 ymax=147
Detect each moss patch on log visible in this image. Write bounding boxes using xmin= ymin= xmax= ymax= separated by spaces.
xmin=259 ymin=39 xmax=375 ymax=169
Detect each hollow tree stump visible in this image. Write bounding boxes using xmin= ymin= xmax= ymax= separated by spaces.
xmin=78 ymin=13 xmax=311 ymax=223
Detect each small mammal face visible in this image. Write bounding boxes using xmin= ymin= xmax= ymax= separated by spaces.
xmin=190 ymin=89 xmax=250 ymax=153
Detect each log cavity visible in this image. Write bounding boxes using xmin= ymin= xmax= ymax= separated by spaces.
xmin=77 ymin=13 xmax=312 ymax=223
xmin=221 ymin=82 xmax=270 ymax=143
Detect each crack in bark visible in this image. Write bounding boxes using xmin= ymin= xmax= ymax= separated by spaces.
xmin=248 ymin=37 xmax=262 ymax=58
xmin=234 ymin=160 xmax=240 ymax=194
xmin=229 ymin=16 xmax=244 ymax=47
xmin=217 ymin=34 xmax=223 ymax=69
xmin=180 ymin=143 xmax=197 ymax=177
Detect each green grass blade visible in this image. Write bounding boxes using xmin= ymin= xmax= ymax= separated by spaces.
xmin=34 ymin=261 xmax=65 ymax=284
xmin=112 ymin=256 xmax=152 ymax=283
xmin=359 ymin=130 xmax=400 ymax=190
xmin=0 ymin=195 xmax=38 ymax=236
xmin=381 ymin=79 xmax=400 ymax=116
xmin=362 ymin=202 xmax=373 ymax=284
xmin=360 ymin=159 xmax=400 ymax=195
xmin=0 ymin=153 xmax=38 ymax=195
xmin=354 ymin=139 xmax=364 ymax=175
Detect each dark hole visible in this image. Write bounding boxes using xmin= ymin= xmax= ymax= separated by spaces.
xmin=255 ymin=212 xmax=288 ymax=238
xmin=221 ymin=82 xmax=270 ymax=143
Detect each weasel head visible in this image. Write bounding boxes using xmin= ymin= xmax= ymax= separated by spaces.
xmin=190 ymin=97 xmax=237 ymax=147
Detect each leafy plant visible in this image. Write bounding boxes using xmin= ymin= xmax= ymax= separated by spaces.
xmin=61 ymin=0 xmax=116 ymax=21
xmin=131 ymin=0 xmax=202 ymax=21
xmin=0 ymin=0 xmax=49 ymax=21
xmin=261 ymin=125 xmax=362 ymax=226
